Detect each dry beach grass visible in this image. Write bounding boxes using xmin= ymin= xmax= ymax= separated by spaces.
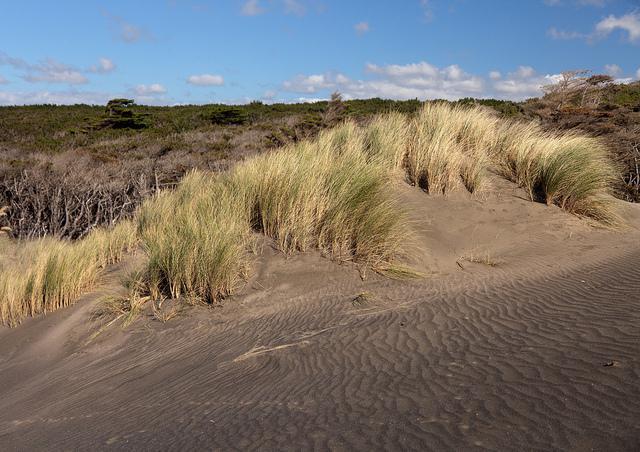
xmin=0 ymin=103 xmax=622 ymax=325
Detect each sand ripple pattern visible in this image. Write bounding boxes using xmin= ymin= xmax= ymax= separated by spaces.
xmin=0 ymin=250 xmax=639 ymax=451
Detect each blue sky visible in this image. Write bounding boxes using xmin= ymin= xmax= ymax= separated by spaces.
xmin=0 ymin=0 xmax=639 ymax=105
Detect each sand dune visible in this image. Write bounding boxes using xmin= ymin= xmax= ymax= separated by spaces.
xmin=0 ymin=180 xmax=639 ymax=451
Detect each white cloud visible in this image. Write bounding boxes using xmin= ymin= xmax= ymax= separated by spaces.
xmin=604 ymin=64 xmax=622 ymax=77
xmin=133 ymin=83 xmax=167 ymax=95
xmin=354 ymin=21 xmax=370 ymax=35
xmin=241 ymin=0 xmax=264 ymax=16
xmin=187 ymin=74 xmax=225 ymax=86
xmin=0 ymin=74 xmax=8 ymax=84
xmin=88 ymin=57 xmax=116 ymax=74
xmin=21 ymin=59 xmax=88 ymax=84
xmin=282 ymin=61 xmax=567 ymax=101
xmin=0 ymin=89 xmax=115 ymax=106
xmin=493 ymin=67 xmax=562 ymax=99
xmin=296 ymin=97 xmax=326 ymax=103
xmin=0 ymin=52 xmax=91 ymax=85
xmin=595 ymin=12 xmax=640 ymax=43
xmin=284 ymin=0 xmax=305 ymax=15
xmin=283 ymin=73 xmax=338 ymax=93
xmin=514 ymin=66 xmax=535 ymax=78
xmin=365 ymin=61 xmax=439 ymax=78
xmin=636 ymin=68 xmax=640 ymax=80
xmin=283 ymin=61 xmax=486 ymax=100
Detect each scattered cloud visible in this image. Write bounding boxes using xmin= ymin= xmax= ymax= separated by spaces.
xmin=548 ymin=12 xmax=640 ymax=44
xmin=187 ymin=73 xmax=225 ymax=86
xmin=0 ymin=89 xmax=115 ymax=106
xmin=354 ymin=21 xmax=370 ymax=35
xmin=547 ymin=27 xmax=587 ymax=40
xmin=283 ymin=61 xmax=486 ymax=100
xmin=283 ymin=73 xmax=338 ymax=93
xmin=129 ymin=83 xmax=170 ymax=105
xmin=0 ymin=74 xmax=8 ymax=84
xmin=284 ymin=0 xmax=305 ymax=15
xmin=493 ymin=66 xmax=561 ymax=98
xmin=637 ymin=67 xmax=640 ymax=80
xmin=282 ymin=61 xmax=565 ymax=101
xmin=0 ymin=52 xmax=118 ymax=85
xmin=88 ymin=57 xmax=116 ymax=74
xmin=20 ymin=59 xmax=88 ymax=84
xmin=133 ymin=83 xmax=167 ymax=95
xmin=104 ymin=12 xmax=154 ymax=43
xmin=241 ymin=0 xmax=264 ymax=16
xmin=595 ymin=12 xmax=640 ymax=43
xmin=604 ymin=63 xmax=622 ymax=76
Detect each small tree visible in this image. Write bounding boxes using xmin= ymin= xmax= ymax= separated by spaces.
xmin=582 ymin=74 xmax=614 ymax=107
xmin=204 ymin=106 xmax=249 ymax=125
xmin=543 ymin=70 xmax=589 ymax=110
xmin=96 ymin=99 xmax=149 ymax=130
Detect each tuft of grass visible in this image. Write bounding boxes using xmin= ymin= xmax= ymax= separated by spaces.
xmin=96 ymin=269 xmax=150 ymax=328
xmin=460 ymin=249 xmax=503 ymax=267
xmin=232 ymin=122 xmax=411 ymax=270
xmin=494 ymin=121 xmax=620 ymax=225
xmin=364 ymin=112 xmax=410 ymax=170
xmin=0 ymin=221 xmax=137 ymax=326
xmin=151 ymin=298 xmax=182 ymax=323
xmin=137 ymin=172 xmax=253 ymax=304
xmin=351 ymin=291 xmax=376 ymax=308
xmin=406 ymin=103 xmax=496 ymax=194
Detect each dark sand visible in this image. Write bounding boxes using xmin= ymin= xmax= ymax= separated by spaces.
xmin=1 ymin=179 xmax=639 ymax=451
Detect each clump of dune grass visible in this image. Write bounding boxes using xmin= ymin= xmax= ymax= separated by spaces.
xmin=0 ymin=220 xmax=137 ymax=327
xmin=402 ymin=102 xmax=618 ymax=223
xmin=93 ymin=268 xmax=155 ymax=328
xmin=493 ymin=121 xmax=619 ymax=225
xmin=231 ymin=121 xmax=411 ymax=270
xmin=406 ymin=103 xmax=496 ymax=194
xmin=138 ymin=121 xmax=413 ymax=304
xmin=364 ymin=112 xmax=410 ymax=170
xmin=137 ymin=172 xmax=253 ymax=304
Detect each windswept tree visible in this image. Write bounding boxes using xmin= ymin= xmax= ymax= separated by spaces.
xmin=582 ymin=74 xmax=614 ymax=107
xmin=543 ymin=70 xmax=590 ymax=110
xmin=96 ymin=99 xmax=149 ymax=130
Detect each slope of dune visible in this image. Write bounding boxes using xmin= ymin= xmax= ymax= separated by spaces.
xmin=0 ymin=177 xmax=639 ymax=451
